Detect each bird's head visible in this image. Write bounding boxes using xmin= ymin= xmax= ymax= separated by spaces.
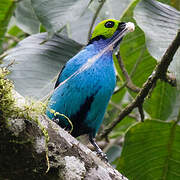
xmin=89 ymin=19 xmax=135 ymax=49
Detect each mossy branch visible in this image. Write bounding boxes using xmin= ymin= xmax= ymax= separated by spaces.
xmin=0 ymin=69 xmax=127 ymax=180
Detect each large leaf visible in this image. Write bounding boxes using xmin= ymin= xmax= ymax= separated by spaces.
xmin=116 ymin=120 xmax=180 ymax=180
xmin=120 ymin=0 xmax=157 ymax=88
xmin=0 ymin=0 xmax=16 ymax=53
xmin=2 ymin=33 xmax=82 ymax=98
xmin=31 ymin=0 xmax=90 ymax=33
xmin=90 ymin=0 xmax=133 ymax=20
xmin=144 ymin=81 xmax=179 ymax=121
xmin=15 ymin=0 xmax=40 ymax=34
xmin=68 ymin=9 xmax=95 ymax=44
xmin=134 ymin=0 xmax=180 ymax=87
xmin=110 ymin=116 xmax=136 ymax=138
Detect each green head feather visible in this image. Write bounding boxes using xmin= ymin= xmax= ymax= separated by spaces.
xmin=91 ymin=19 xmax=121 ymax=40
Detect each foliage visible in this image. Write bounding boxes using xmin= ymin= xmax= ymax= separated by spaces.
xmin=0 ymin=0 xmax=16 ymax=53
xmin=0 ymin=0 xmax=180 ymax=179
xmin=116 ymin=119 xmax=180 ymax=180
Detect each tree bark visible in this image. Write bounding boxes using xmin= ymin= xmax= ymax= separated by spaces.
xmin=0 ymin=90 xmax=127 ymax=180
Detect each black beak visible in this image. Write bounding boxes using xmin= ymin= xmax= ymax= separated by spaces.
xmin=110 ymin=22 xmax=134 ymax=49
xmin=117 ymin=22 xmax=126 ymax=31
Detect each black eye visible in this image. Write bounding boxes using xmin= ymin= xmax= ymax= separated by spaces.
xmin=104 ymin=21 xmax=115 ymax=28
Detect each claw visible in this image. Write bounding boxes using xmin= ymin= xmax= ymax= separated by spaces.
xmin=89 ymin=135 xmax=108 ymax=162
xmin=97 ymin=151 xmax=108 ymax=162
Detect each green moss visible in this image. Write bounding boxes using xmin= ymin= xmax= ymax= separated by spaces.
xmin=0 ymin=68 xmax=52 ymax=176
xmin=19 ymin=99 xmax=49 ymax=143
xmin=0 ymin=68 xmax=19 ymax=120
xmin=0 ymin=68 xmax=45 ymax=120
xmin=0 ymin=67 xmax=49 ymax=148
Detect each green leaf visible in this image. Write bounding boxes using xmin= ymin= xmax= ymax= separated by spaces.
xmin=15 ymin=0 xmax=40 ymax=34
xmin=2 ymin=33 xmax=82 ymax=98
xmin=111 ymin=88 xmax=126 ymax=104
xmin=0 ymin=0 xmax=16 ymax=53
xmin=170 ymin=0 xmax=180 ymax=10
xmin=134 ymin=0 xmax=180 ymax=87
xmin=8 ymin=25 xmax=23 ymax=37
xmin=117 ymin=120 xmax=180 ymax=180
xmin=144 ymin=81 xmax=179 ymax=121
xmin=31 ymin=0 xmax=90 ymax=33
xmin=120 ymin=0 xmax=157 ymax=88
xmin=110 ymin=116 xmax=136 ymax=138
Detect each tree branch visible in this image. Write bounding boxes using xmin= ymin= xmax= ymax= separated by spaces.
xmin=109 ymin=101 xmax=139 ymax=121
xmin=87 ymin=0 xmax=106 ymax=42
xmin=0 ymin=85 xmax=128 ymax=179
xmin=116 ymin=52 xmax=141 ymax=93
xmin=161 ymin=73 xmax=177 ymax=87
xmin=99 ymin=30 xmax=180 ymax=140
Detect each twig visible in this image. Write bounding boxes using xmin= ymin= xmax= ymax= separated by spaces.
xmin=161 ymin=73 xmax=177 ymax=87
xmin=5 ymin=35 xmax=20 ymax=43
xmin=0 ymin=52 xmax=8 ymax=60
xmin=116 ymin=52 xmax=141 ymax=93
xmin=5 ymin=60 xmax=15 ymax=69
xmin=138 ymin=104 xmax=144 ymax=122
xmin=87 ymin=0 xmax=106 ymax=42
xmin=114 ymin=47 xmax=145 ymax=94
xmin=113 ymin=82 xmax=126 ymax=94
xmin=109 ymin=101 xmax=139 ymax=120
xmin=99 ymin=30 xmax=180 ymax=140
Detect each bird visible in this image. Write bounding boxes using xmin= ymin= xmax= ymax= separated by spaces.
xmin=46 ymin=19 xmax=135 ymax=160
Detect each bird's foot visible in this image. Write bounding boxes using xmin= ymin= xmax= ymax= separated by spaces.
xmin=89 ymin=135 xmax=108 ymax=162
xmin=96 ymin=151 xmax=108 ymax=162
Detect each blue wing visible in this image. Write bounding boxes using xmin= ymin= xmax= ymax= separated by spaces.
xmin=54 ymin=47 xmax=94 ymax=89
xmin=54 ymin=65 xmax=65 ymax=89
